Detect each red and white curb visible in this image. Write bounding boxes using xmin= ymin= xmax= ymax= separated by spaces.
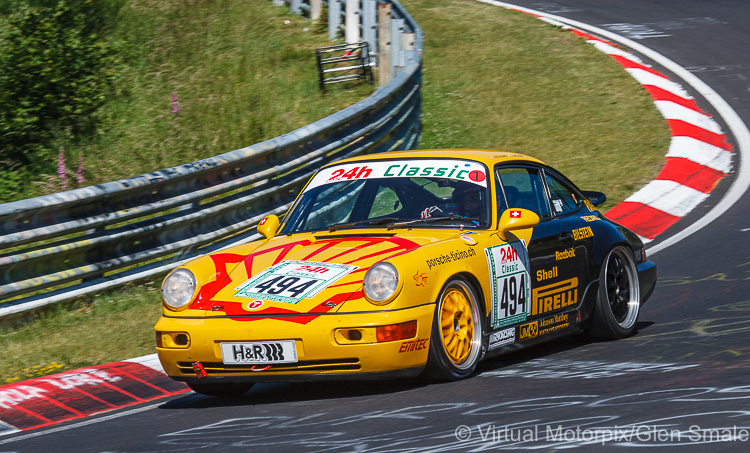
xmin=576 ymin=31 xmax=733 ymax=242
xmin=481 ymin=0 xmax=736 ymax=243
xmin=0 ymin=354 xmax=187 ymax=436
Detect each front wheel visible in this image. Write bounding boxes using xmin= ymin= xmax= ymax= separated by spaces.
xmin=590 ymin=246 xmax=641 ymax=340
xmin=188 ymin=382 xmax=255 ymax=398
xmin=423 ymin=279 xmax=484 ymax=381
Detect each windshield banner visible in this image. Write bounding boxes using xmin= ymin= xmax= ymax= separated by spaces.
xmin=307 ymin=159 xmax=489 ymax=190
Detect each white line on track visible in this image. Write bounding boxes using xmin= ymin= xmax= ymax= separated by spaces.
xmin=479 ymin=0 xmax=750 ymax=255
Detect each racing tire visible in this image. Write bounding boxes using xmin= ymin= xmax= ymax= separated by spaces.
xmin=590 ymin=246 xmax=641 ymax=340
xmin=424 ymin=279 xmax=484 ymax=381
xmin=187 ymin=382 xmax=255 ymax=398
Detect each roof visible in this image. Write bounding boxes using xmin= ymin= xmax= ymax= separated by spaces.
xmin=329 ymin=149 xmax=547 ymax=167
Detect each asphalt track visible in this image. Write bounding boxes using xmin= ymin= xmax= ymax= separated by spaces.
xmin=2 ymin=1 xmax=750 ymax=451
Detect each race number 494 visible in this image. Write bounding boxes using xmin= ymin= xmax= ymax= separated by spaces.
xmin=499 ymin=273 xmax=526 ymax=317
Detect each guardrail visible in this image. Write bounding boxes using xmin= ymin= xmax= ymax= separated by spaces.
xmin=0 ymin=0 xmax=423 ymax=320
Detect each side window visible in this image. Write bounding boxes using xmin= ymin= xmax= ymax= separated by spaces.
xmin=546 ymin=173 xmax=582 ymax=216
xmin=496 ymin=167 xmax=551 ymax=218
xmin=367 ymin=186 xmax=401 ymax=219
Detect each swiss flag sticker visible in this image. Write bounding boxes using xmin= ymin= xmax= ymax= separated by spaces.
xmin=510 ymin=210 xmax=521 ymax=218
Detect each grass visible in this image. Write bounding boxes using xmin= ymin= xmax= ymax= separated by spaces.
xmin=0 ymin=0 xmax=671 ymax=384
xmin=406 ymin=0 xmax=668 ymax=208
xmin=1 ymin=282 xmax=162 ymax=385
xmin=3 ymin=0 xmax=372 ymax=201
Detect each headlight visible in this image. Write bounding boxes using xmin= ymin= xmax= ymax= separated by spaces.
xmin=363 ymin=262 xmax=399 ymax=304
xmin=162 ymin=269 xmax=197 ymax=310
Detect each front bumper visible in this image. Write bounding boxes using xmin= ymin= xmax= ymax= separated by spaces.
xmin=155 ymin=303 xmax=435 ymax=384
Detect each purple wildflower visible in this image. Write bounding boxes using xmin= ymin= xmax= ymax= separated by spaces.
xmin=57 ymin=148 xmax=68 ymax=190
xmin=76 ymin=154 xmax=85 ymax=185
xmin=171 ymin=91 xmax=180 ymax=114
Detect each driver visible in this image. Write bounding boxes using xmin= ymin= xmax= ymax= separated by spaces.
xmin=452 ymin=182 xmax=483 ymax=219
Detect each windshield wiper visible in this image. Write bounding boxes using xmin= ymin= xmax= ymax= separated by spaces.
xmin=328 ymin=217 xmax=407 ymax=232
xmin=387 ymin=216 xmax=482 ymax=230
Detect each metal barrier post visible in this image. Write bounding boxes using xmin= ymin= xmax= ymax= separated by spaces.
xmin=290 ymin=0 xmax=302 ymax=14
xmin=377 ymin=1 xmax=392 ymax=85
xmin=328 ymin=0 xmax=342 ymax=41
xmin=311 ymin=0 xmax=322 ymax=20
xmin=345 ymin=0 xmax=361 ymax=44
xmin=362 ymin=0 xmax=378 ymax=58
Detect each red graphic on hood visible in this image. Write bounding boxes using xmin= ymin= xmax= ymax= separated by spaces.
xmin=191 ymin=236 xmax=420 ymax=324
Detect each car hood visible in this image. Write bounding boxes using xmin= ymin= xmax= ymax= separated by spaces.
xmin=186 ymin=230 xmax=466 ymax=321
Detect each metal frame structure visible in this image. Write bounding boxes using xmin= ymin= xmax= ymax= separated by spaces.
xmin=316 ymin=42 xmax=374 ymax=91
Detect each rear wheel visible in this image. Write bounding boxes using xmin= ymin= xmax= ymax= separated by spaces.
xmin=187 ymin=382 xmax=254 ymax=398
xmin=590 ymin=246 xmax=640 ymax=339
xmin=424 ymin=279 xmax=484 ymax=381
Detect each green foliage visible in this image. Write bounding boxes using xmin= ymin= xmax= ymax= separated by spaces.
xmin=0 ymin=0 xmax=120 ymax=166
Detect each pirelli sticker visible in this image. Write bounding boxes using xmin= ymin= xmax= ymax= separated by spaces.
xmin=531 ymin=278 xmax=578 ymax=316
xmin=486 ymin=241 xmax=531 ymax=329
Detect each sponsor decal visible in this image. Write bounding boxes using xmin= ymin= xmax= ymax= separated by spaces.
xmin=398 ymin=338 xmax=429 ymax=353
xmin=531 ymin=278 xmax=578 ymax=316
xmin=468 ymin=169 xmax=486 ymax=182
xmin=536 ymin=266 xmax=558 ymax=282
xmin=580 ymin=215 xmax=600 ymax=222
xmin=539 ymin=313 xmax=571 ymax=335
xmin=489 ymin=327 xmax=515 ymax=349
xmin=420 ymin=206 xmax=443 ymax=219
xmin=327 ymin=165 xmax=373 ymax=182
xmin=413 ymin=270 xmax=428 ymax=287
xmin=519 ymin=320 xmax=539 ymax=340
xmin=520 ymin=313 xmax=571 ymax=341
xmin=555 ymin=248 xmax=575 ymax=261
xmin=460 ymin=235 xmax=477 ymax=245
xmin=572 ymin=226 xmax=594 ymax=241
xmin=234 ymin=260 xmax=358 ymax=304
xmin=426 ymin=248 xmax=477 ymax=270
xmin=306 ymin=159 xmax=489 ymax=190
xmin=221 ymin=341 xmax=298 ymax=364
xmin=244 ymin=300 xmax=264 ymax=311
xmin=486 ymin=241 xmax=531 ymax=329
xmin=584 ymin=199 xmax=597 ymax=212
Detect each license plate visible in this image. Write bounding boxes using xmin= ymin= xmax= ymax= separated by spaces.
xmin=220 ymin=341 xmax=298 ymax=365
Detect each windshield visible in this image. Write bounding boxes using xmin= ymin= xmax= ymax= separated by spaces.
xmin=281 ymin=158 xmax=490 ymax=234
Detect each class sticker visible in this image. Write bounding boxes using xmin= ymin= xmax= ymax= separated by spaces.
xmin=234 ymin=261 xmax=358 ymax=304
xmin=485 ymin=241 xmax=531 ymax=329
xmin=244 ymin=300 xmax=264 ymax=311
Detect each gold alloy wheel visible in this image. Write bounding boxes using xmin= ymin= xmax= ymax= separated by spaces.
xmin=439 ymin=284 xmax=475 ymax=365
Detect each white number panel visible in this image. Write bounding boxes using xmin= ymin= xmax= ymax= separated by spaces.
xmin=233 ymin=261 xmax=358 ymax=304
xmin=486 ymin=241 xmax=531 ymax=329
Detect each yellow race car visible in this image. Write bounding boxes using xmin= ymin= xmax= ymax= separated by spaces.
xmin=155 ymin=149 xmax=657 ymax=396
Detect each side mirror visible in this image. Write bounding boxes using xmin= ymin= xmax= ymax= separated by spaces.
xmin=498 ymin=208 xmax=540 ymax=244
xmin=582 ymin=190 xmax=606 ymax=206
xmin=257 ymin=215 xmax=280 ymax=239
